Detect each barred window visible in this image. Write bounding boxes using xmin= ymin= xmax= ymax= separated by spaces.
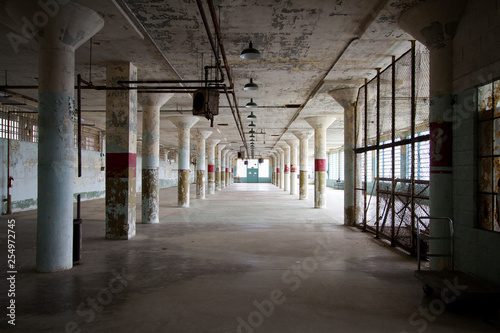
xmin=328 ymin=152 xmax=338 ymax=180
xmin=406 ymin=131 xmax=430 ymax=180
xmin=0 ymin=108 xmax=102 ymax=152
xmin=0 ymin=109 xmax=38 ymax=142
xmin=477 ymin=79 xmax=500 ymax=232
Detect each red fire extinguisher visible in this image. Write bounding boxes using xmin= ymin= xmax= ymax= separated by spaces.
xmin=8 ymin=177 xmax=14 ymax=188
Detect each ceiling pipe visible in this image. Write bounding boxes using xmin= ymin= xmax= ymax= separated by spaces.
xmin=195 ymin=0 xmax=248 ymax=157
xmin=206 ymin=0 xmax=248 ymax=158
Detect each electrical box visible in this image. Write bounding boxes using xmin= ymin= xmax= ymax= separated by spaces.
xmin=193 ymin=89 xmax=219 ymax=120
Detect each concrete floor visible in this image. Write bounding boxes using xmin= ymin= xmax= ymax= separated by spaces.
xmin=1 ymin=183 xmax=499 ymax=332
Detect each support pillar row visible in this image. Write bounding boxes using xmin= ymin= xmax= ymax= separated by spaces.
xmin=5 ymin=1 xmax=104 ymax=271
xmin=139 ymin=93 xmax=173 ymax=224
xmin=305 ymin=116 xmax=336 ymax=208
xmin=276 ymin=148 xmax=284 ymax=190
xmin=273 ymin=151 xmax=281 ymax=188
xmin=195 ymin=130 xmax=212 ymax=199
xmin=281 ymin=143 xmax=290 ymax=192
xmin=221 ymin=150 xmax=227 ymax=189
xmin=293 ymin=130 xmax=313 ymax=200
xmin=169 ymin=116 xmax=199 ymax=207
xmin=207 ymin=139 xmax=220 ymax=194
xmin=329 ymin=88 xmax=358 ymax=226
xmin=286 ymin=139 xmax=299 ymax=196
xmin=216 ymin=144 xmax=226 ymax=191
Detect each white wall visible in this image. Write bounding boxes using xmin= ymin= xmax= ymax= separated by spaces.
xmin=0 ymin=139 xmax=180 ymax=213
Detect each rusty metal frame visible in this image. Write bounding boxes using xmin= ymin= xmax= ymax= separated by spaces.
xmin=364 ymin=78 xmax=368 ymax=232
xmin=477 ymin=80 xmax=500 ymax=231
xmin=391 ymin=55 xmax=396 ymax=247
xmin=353 ymin=41 xmax=430 ymax=254
xmin=410 ymin=40 xmax=417 ymax=254
xmin=376 ymin=68 xmax=381 ymax=239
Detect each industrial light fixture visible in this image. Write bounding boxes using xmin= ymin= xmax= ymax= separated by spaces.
xmin=250 ymin=134 xmax=255 ymax=138
xmin=244 ymin=78 xmax=259 ymax=91
xmin=248 ymin=121 xmax=256 ymax=127
xmin=249 ymin=129 xmax=256 ymax=134
xmin=240 ymin=41 xmax=261 ymax=60
xmin=246 ymin=98 xmax=257 ymax=108
xmin=247 ymin=111 xmax=257 ymax=119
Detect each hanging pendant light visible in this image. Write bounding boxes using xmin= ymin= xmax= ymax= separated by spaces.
xmin=247 ymin=111 xmax=257 ymax=120
xmin=244 ymin=78 xmax=259 ymax=91
xmin=240 ymin=41 xmax=261 ymax=60
xmin=246 ymin=98 xmax=257 ymax=108
xmin=249 ymin=129 xmax=256 ymax=134
xmin=250 ymin=134 xmax=255 ymax=138
xmin=248 ymin=121 xmax=256 ymax=127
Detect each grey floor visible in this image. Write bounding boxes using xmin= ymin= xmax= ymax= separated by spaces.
xmin=1 ymin=183 xmax=499 ymax=332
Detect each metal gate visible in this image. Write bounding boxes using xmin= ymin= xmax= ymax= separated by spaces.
xmin=354 ymin=41 xmax=430 ymax=254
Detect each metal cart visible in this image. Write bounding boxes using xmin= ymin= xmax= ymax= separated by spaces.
xmin=414 ymin=216 xmax=500 ymax=300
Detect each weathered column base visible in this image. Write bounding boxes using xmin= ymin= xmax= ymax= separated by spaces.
xmin=178 ymin=170 xmax=190 ymax=208
xmin=314 ymin=170 xmax=327 ymax=208
xmin=300 ymin=171 xmax=308 ymax=200
xmin=142 ymin=168 xmax=159 ymax=224
xmin=196 ymin=170 xmax=205 ymax=199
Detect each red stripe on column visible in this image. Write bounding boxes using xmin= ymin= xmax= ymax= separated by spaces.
xmin=315 ymin=159 xmax=327 ymax=172
xmin=291 ymin=167 xmax=296 ymax=173
xmin=208 ymin=165 xmax=215 ymax=172
xmin=430 ymin=121 xmax=452 ymax=168
xmin=231 ymin=168 xmax=234 ymax=173
xmin=276 ymin=168 xmax=280 ymax=173
xmin=285 ymin=165 xmax=290 ymax=173
xmin=226 ymin=168 xmax=229 ymax=172
xmin=106 ymin=153 xmax=137 ymax=178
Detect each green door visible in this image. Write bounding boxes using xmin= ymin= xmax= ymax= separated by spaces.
xmin=247 ymin=168 xmax=259 ymax=183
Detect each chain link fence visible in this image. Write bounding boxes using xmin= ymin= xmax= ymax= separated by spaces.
xmin=354 ymin=42 xmax=430 ymax=254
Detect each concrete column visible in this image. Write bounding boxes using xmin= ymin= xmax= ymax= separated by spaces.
xmin=286 ymin=139 xmax=299 ymax=196
xmin=273 ymin=151 xmax=281 ymax=188
xmin=206 ymin=139 xmax=220 ymax=194
xmin=169 ymin=116 xmax=199 ymax=207
xmin=105 ymin=63 xmax=139 ymax=240
xmin=280 ymin=143 xmax=291 ymax=192
xmin=399 ymin=0 xmax=465 ymax=269
xmin=232 ymin=155 xmax=236 ymax=184
xmin=216 ymin=144 xmax=226 ymax=191
xmin=228 ymin=154 xmax=233 ymax=185
xmin=276 ymin=148 xmax=284 ymax=189
xmin=194 ymin=130 xmax=212 ymax=199
xmin=329 ymin=88 xmax=358 ymax=226
xmin=305 ymin=116 xmax=336 ymax=208
xmin=5 ymin=1 xmax=103 ymax=271
xmin=270 ymin=154 xmax=275 ymax=185
xmin=221 ymin=150 xmax=228 ymax=189
xmin=225 ymin=151 xmax=232 ymax=187
xmin=292 ymin=130 xmax=314 ymax=200
xmin=139 ymin=93 xmax=173 ymax=224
